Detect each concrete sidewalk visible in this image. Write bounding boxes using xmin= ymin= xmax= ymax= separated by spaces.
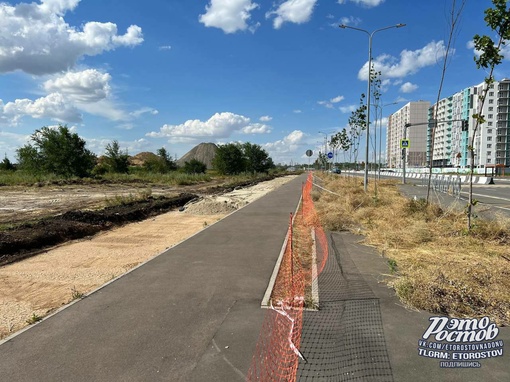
xmin=297 ymin=231 xmax=509 ymax=382
xmin=0 ymin=174 xmax=307 ymax=382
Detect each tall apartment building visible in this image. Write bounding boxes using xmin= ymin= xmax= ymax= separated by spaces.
xmin=386 ymin=101 xmax=430 ymax=168
xmin=428 ymin=78 xmax=510 ymax=169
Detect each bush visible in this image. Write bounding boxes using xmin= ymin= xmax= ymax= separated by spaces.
xmin=183 ymin=159 xmax=207 ymax=174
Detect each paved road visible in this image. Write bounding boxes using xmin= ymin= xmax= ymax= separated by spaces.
xmin=402 ymin=178 xmax=510 ymax=219
xmin=0 ymin=174 xmax=307 ymax=382
xmin=345 ymin=172 xmax=510 ymax=218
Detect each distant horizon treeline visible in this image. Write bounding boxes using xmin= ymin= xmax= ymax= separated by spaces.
xmin=0 ymin=125 xmax=276 ymax=178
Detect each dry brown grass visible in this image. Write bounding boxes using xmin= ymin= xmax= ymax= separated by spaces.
xmin=314 ymin=173 xmax=510 ymax=325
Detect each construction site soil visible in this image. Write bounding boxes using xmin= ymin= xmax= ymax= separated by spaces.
xmin=0 ymin=175 xmax=282 ymax=266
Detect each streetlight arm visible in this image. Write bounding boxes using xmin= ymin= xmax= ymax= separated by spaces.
xmin=339 ymin=24 xmax=370 ymax=35
xmin=339 ymin=24 xmax=406 ymax=36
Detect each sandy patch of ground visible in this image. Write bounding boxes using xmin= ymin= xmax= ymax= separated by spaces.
xmin=0 ymin=175 xmax=296 ymax=340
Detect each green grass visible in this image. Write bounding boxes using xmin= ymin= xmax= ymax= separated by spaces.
xmin=0 ymin=169 xmax=212 ymax=186
xmin=71 ymin=287 xmax=85 ymax=300
xmin=26 ymin=313 xmax=43 ymax=325
xmin=0 ymin=171 xmax=66 ymax=186
xmin=0 ymin=167 xmax=294 ymax=187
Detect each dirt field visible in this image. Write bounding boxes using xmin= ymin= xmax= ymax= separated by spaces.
xmin=0 ymin=180 xmax=223 ymax=226
xmin=0 ymin=175 xmax=296 ymax=340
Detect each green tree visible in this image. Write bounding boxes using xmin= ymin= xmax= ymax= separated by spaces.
xmin=0 ymin=155 xmax=15 ymax=171
xmin=157 ymin=147 xmax=177 ymax=171
xmin=330 ymin=128 xmax=351 ymax=163
xmin=213 ymin=143 xmax=246 ymax=175
xmin=213 ymin=142 xmax=275 ymax=175
xmin=183 ymin=159 xmax=207 ymax=174
xmin=16 ymin=145 xmax=41 ymax=173
xmin=243 ymin=142 xmax=274 ymax=173
xmin=315 ymin=152 xmax=328 ymax=170
xmin=103 ymin=140 xmax=129 ymax=173
xmin=348 ymin=94 xmax=367 ymax=165
xmin=468 ymin=0 xmax=510 ymax=230
xmin=144 ymin=147 xmax=177 ymax=173
xmin=16 ymin=125 xmax=96 ymax=178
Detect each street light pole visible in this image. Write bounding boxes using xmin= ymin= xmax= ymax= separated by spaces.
xmin=339 ymin=23 xmax=406 ymax=192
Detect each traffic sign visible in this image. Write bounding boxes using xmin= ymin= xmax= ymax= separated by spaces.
xmin=400 ymin=139 xmax=410 ymax=149
xmin=327 ymin=152 xmax=333 ymax=159
xmin=306 ymin=149 xmax=313 ymax=157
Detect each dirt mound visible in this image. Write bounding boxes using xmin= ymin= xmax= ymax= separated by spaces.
xmin=0 ymin=193 xmax=197 ymax=266
xmin=183 ymin=197 xmax=241 ymax=215
xmin=177 ymin=142 xmax=218 ymax=169
xmin=129 ymin=152 xmax=159 ymax=167
xmin=183 ymin=175 xmax=297 ymax=215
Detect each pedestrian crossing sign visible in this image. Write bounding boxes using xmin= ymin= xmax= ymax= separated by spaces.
xmin=400 ymin=139 xmax=410 ymax=149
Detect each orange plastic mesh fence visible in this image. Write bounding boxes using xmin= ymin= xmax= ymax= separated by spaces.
xmin=247 ymin=173 xmax=329 ymax=381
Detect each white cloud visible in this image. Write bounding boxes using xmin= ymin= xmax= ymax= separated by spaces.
xmin=264 ymin=130 xmax=305 ymax=162
xmin=130 ymin=107 xmax=159 ymax=118
xmin=0 ymin=0 xmax=143 ymax=75
xmin=199 ymin=0 xmax=259 ymax=34
xmin=1 ymin=93 xmax=81 ymax=124
xmin=318 ymin=95 xmax=345 ymax=109
xmin=400 ymin=82 xmax=418 ymax=93
xmin=318 ymin=101 xmax=334 ymax=109
xmin=330 ymin=95 xmax=345 ymax=103
xmin=339 ymin=105 xmax=357 ymax=113
xmin=266 ymin=0 xmax=317 ymax=29
xmin=2 ymin=68 xmax=156 ymax=124
xmin=158 ymin=45 xmax=172 ymax=51
xmin=43 ymin=69 xmax=111 ymax=103
xmin=260 ymin=115 xmax=272 ymax=122
xmin=44 ymin=70 xmax=122 ymax=121
xmin=77 ymin=99 xmax=129 ymax=122
xmin=293 ymin=109 xmax=302 ymax=114
xmin=338 ymin=0 xmax=385 ymax=7
xmin=286 ymin=130 xmax=305 ymax=144
xmin=39 ymin=0 xmax=80 ymax=14
xmin=147 ymin=112 xmax=267 ymax=140
xmin=265 ymin=130 xmax=304 ymax=150
xmin=44 ymin=69 xmax=154 ymax=122
xmin=358 ymin=41 xmax=449 ymax=81
xmin=339 ymin=16 xmax=361 ymax=26
xmin=242 ymin=123 xmax=271 ymax=134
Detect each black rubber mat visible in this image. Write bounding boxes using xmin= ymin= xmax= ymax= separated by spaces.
xmin=297 ymin=233 xmax=394 ymax=381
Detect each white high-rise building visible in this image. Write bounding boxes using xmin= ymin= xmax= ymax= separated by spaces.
xmin=496 ymin=80 xmax=510 ymax=167
xmin=386 ymin=101 xmax=430 ymax=168
xmin=428 ymin=79 xmax=510 ymax=171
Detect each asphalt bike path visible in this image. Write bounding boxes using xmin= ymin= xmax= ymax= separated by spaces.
xmin=0 ymin=174 xmax=308 ymax=382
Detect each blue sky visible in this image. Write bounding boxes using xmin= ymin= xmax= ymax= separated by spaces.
xmin=0 ymin=0 xmax=508 ymax=165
